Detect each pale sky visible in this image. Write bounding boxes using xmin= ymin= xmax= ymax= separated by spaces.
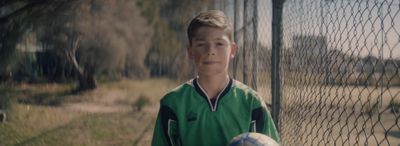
xmin=218 ymin=0 xmax=399 ymax=59
xmin=217 ymin=0 xmax=400 ymax=59
xmin=279 ymin=0 xmax=400 ymax=59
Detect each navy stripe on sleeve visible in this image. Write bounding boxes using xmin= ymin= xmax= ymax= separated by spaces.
xmin=160 ymin=105 xmax=178 ymax=146
xmin=251 ymin=107 xmax=265 ymax=132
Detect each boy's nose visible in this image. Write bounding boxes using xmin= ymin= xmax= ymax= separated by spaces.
xmin=205 ymin=44 xmax=216 ymax=56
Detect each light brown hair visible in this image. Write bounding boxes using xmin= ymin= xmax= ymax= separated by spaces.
xmin=187 ymin=10 xmax=233 ymax=45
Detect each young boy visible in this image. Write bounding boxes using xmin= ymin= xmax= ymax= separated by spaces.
xmin=151 ymin=10 xmax=279 ymax=146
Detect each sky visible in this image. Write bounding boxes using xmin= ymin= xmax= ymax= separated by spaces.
xmin=280 ymin=0 xmax=400 ymax=59
xmin=217 ymin=0 xmax=400 ymax=59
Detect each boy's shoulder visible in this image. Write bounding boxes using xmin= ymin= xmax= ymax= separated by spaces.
xmin=231 ymin=79 xmax=258 ymax=96
xmin=160 ymin=79 xmax=194 ymax=102
xmin=159 ymin=78 xmax=263 ymax=103
xmin=231 ymin=79 xmax=266 ymax=104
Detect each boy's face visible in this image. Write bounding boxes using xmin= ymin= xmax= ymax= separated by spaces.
xmin=188 ymin=26 xmax=236 ymax=77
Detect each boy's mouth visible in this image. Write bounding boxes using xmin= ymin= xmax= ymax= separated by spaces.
xmin=202 ymin=61 xmax=219 ymax=65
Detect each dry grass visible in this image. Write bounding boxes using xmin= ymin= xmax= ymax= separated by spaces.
xmin=5 ymin=75 xmax=397 ymax=145
xmin=0 ymin=78 xmax=178 ymax=146
xmin=280 ymin=84 xmax=400 ymax=146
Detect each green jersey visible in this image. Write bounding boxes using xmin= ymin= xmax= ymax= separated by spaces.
xmin=151 ymin=78 xmax=280 ymax=146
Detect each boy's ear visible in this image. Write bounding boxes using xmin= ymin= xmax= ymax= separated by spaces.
xmin=230 ymin=42 xmax=237 ymax=58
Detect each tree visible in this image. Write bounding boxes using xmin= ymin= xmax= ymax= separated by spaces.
xmin=0 ymin=0 xmax=45 ymax=80
xmin=138 ymin=0 xmax=211 ymax=79
xmin=0 ymin=0 xmax=153 ymax=90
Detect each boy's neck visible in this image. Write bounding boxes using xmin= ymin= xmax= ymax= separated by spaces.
xmin=197 ymin=73 xmax=230 ymax=99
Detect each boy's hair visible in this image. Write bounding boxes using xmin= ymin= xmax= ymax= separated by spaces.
xmin=187 ymin=10 xmax=233 ymax=45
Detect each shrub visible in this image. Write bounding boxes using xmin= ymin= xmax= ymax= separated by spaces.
xmin=0 ymin=85 xmax=15 ymax=110
xmin=132 ymin=95 xmax=150 ymax=111
xmin=389 ymin=99 xmax=400 ymax=114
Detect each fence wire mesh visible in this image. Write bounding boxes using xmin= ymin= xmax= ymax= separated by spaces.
xmin=214 ymin=0 xmax=274 ymax=105
xmin=151 ymin=0 xmax=400 ymax=145
xmin=213 ymin=0 xmax=400 ymax=145
xmin=280 ymin=0 xmax=400 ymax=145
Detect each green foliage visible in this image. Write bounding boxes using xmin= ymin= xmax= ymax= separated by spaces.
xmin=11 ymin=52 xmax=44 ymax=82
xmin=136 ymin=0 xmax=161 ymax=25
xmin=0 ymin=0 xmax=217 ymax=82
xmin=389 ymin=99 xmax=400 ymax=114
xmin=1 ymin=0 xmax=155 ymax=85
xmin=137 ymin=0 xmax=209 ymax=79
xmin=132 ymin=95 xmax=150 ymax=111
xmin=0 ymin=29 xmax=20 ymax=80
xmin=0 ymin=84 xmax=16 ymax=110
xmin=0 ymin=50 xmax=17 ymax=79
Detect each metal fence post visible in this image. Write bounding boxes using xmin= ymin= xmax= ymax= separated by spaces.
xmin=271 ymin=0 xmax=284 ymax=132
xmin=252 ymin=0 xmax=258 ymax=90
xmin=243 ymin=0 xmax=249 ymax=85
xmin=233 ymin=0 xmax=240 ymax=79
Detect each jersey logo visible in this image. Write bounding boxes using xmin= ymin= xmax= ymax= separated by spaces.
xmin=186 ymin=112 xmax=197 ymax=122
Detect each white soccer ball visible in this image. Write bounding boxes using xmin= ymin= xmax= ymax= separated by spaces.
xmin=228 ymin=132 xmax=279 ymax=146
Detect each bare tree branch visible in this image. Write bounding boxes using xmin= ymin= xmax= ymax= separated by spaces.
xmin=64 ymin=35 xmax=83 ymax=75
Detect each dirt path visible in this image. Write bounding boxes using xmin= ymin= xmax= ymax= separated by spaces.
xmin=63 ymin=89 xmax=134 ymax=113
xmin=64 ymin=103 xmax=132 ymax=113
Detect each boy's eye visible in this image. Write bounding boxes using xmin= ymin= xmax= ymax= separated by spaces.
xmin=216 ymin=42 xmax=225 ymax=46
xmin=195 ymin=43 xmax=205 ymax=47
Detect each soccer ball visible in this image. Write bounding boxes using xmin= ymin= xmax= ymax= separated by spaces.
xmin=227 ymin=132 xmax=279 ymax=146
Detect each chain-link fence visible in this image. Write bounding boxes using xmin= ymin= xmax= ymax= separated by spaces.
xmin=280 ymin=0 xmax=400 ymax=145
xmin=213 ymin=0 xmax=274 ymax=103
xmin=211 ymin=0 xmax=400 ymax=145
xmin=149 ymin=0 xmax=400 ymax=145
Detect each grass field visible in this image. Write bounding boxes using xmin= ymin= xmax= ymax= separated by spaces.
xmin=0 ymin=78 xmax=178 ymax=146
xmin=1 ymin=77 xmax=398 ymax=146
